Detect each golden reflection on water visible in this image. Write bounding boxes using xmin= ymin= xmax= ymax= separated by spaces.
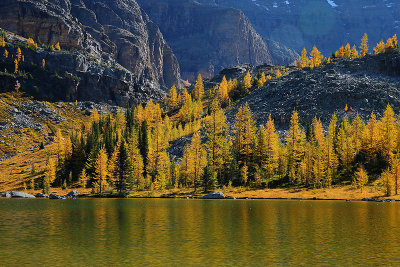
xmin=1 ymin=199 xmax=400 ymax=266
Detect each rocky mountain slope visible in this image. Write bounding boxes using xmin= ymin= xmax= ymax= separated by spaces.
xmin=137 ymin=0 xmax=297 ymax=80
xmin=0 ymin=0 xmax=182 ymax=104
xmin=196 ymin=0 xmax=400 ymax=57
xmin=226 ymin=52 xmax=400 ymax=129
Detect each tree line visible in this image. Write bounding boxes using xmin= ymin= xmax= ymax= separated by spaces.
xmin=46 ymin=101 xmax=400 ymax=197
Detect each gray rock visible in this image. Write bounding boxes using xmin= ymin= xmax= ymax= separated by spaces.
xmin=35 ymin=193 xmax=49 ymax=198
xmin=65 ymin=190 xmax=80 ymax=198
xmin=384 ymin=199 xmax=396 ymax=202
xmin=362 ymin=198 xmax=375 ymax=202
xmin=49 ymin=194 xmax=66 ymax=200
xmin=10 ymin=191 xmax=36 ymax=198
xmin=0 ymin=192 xmax=11 ymax=198
xmin=199 ymin=192 xmax=225 ymax=199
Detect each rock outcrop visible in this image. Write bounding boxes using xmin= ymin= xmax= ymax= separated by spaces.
xmin=137 ymin=0 xmax=287 ymax=80
xmin=0 ymin=0 xmax=182 ymax=104
xmin=226 ymin=52 xmax=400 ymax=129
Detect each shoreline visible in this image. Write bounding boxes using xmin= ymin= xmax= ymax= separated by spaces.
xmin=1 ymin=185 xmax=398 ymax=202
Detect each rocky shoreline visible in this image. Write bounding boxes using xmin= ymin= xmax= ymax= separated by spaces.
xmin=1 ymin=190 xmax=398 ymax=202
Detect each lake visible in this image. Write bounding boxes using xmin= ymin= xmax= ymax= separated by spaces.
xmin=0 ymin=199 xmax=399 ymax=266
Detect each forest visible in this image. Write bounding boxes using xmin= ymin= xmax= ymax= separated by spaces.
xmin=2 ymin=30 xmax=400 ymax=197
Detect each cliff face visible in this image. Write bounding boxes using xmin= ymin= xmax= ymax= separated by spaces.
xmin=137 ymin=0 xmax=288 ymax=80
xmin=195 ymin=0 xmax=400 ymax=57
xmin=0 ymin=0 xmax=182 ymax=104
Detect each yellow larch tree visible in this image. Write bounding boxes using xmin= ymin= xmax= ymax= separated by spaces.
xmin=4 ymin=49 xmax=9 ymax=58
xmin=45 ymin=157 xmax=57 ymax=184
xmin=181 ymin=87 xmax=190 ymax=104
xmin=363 ymin=113 xmax=380 ymax=159
xmin=14 ymin=80 xmax=21 ymax=93
xmin=55 ymin=42 xmax=61 ymax=50
xmin=256 ymin=115 xmax=280 ymax=180
xmin=344 ymin=43 xmax=351 ymax=58
xmin=193 ymin=74 xmax=204 ymax=100
xmin=276 ymin=69 xmax=282 ymax=78
xmin=257 ymin=72 xmax=267 ymax=88
xmin=16 ymin=47 xmax=22 ymax=62
xmin=0 ymin=35 xmax=5 ymax=47
xmin=218 ymin=75 xmax=229 ymax=104
xmin=54 ymin=128 xmax=65 ymax=163
xmin=286 ymin=110 xmax=305 ymax=183
xmin=91 ymin=107 xmax=99 ymax=122
xmin=64 ymin=134 xmax=73 ymax=161
xmin=296 ymin=48 xmax=309 ymax=69
xmin=335 ymin=46 xmax=344 ymax=58
xmin=350 ymin=113 xmax=365 ymax=153
xmin=168 ymin=85 xmax=178 ymax=110
xmin=234 ymin=103 xmax=255 ymax=166
xmin=373 ymin=40 xmax=385 ymax=54
xmin=390 ymin=157 xmax=400 ymax=195
xmin=360 ymin=33 xmax=369 ymax=56
xmin=188 ymin=131 xmax=207 ymax=191
xmin=94 ymin=147 xmax=108 ymax=193
xmin=337 ymin=117 xmax=355 ymax=171
xmin=241 ymin=163 xmax=248 ymax=186
xmin=243 ymin=71 xmax=252 ymax=91
xmin=204 ymin=98 xmax=230 ymax=176
xmin=353 ymin=166 xmax=368 ymax=193
xmin=351 ymin=45 xmax=359 ymax=58
xmin=14 ymin=59 xmax=18 ymax=73
xmin=380 ymin=104 xmax=397 ymax=160
xmin=128 ymin=131 xmax=144 ymax=188
xmin=79 ymin=169 xmax=88 ymax=188
xmin=309 ymin=46 xmax=323 ymax=69
xmin=107 ymin=143 xmax=120 ymax=186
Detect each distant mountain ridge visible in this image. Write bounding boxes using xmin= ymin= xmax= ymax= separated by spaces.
xmin=195 ymin=0 xmax=400 ymax=56
xmin=137 ymin=0 xmax=299 ymax=80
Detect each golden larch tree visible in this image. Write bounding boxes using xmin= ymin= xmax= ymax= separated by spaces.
xmin=380 ymin=104 xmax=397 ymax=160
xmin=16 ymin=47 xmax=22 ymax=62
xmin=286 ymin=110 xmax=305 ymax=183
xmin=344 ymin=43 xmax=351 ymax=58
xmin=360 ymin=33 xmax=369 ymax=56
xmin=243 ymin=71 xmax=252 ymax=91
xmin=94 ymin=147 xmax=108 ymax=193
xmin=218 ymin=75 xmax=229 ymax=104
xmin=168 ymin=85 xmax=178 ymax=110
xmin=353 ymin=166 xmax=368 ymax=193
xmin=193 ymin=74 xmax=204 ymax=100
xmin=309 ymin=46 xmax=323 ymax=69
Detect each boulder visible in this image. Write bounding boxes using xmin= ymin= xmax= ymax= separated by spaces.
xmin=49 ymin=194 xmax=66 ymax=200
xmin=35 ymin=193 xmax=49 ymax=198
xmin=199 ymin=192 xmax=225 ymax=199
xmin=362 ymin=198 xmax=375 ymax=202
xmin=0 ymin=192 xmax=11 ymax=198
xmin=65 ymin=190 xmax=80 ymax=198
xmin=10 ymin=191 xmax=35 ymax=198
xmin=384 ymin=199 xmax=396 ymax=202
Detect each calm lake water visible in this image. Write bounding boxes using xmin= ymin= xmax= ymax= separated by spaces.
xmin=0 ymin=199 xmax=400 ymax=266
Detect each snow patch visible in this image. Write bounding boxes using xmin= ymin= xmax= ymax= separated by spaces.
xmin=273 ymin=2 xmax=278 ymax=8
xmin=285 ymin=0 xmax=289 ymax=4
xmin=326 ymin=0 xmax=338 ymax=7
